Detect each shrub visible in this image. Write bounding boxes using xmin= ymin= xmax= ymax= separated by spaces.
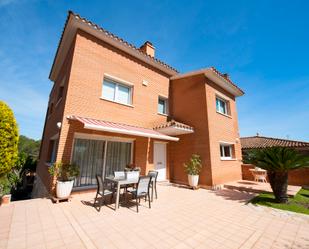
xmin=0 ymin=176 xmax=11 ymax=196
xmin=0 ymin=101 xmax=19 ymax=176
xmin=248 ymin=147 xmax=309 ymax=203
xmin=48 ymin=162 xmax=80 ymax=181
xmin=184 ymin=154 xmax=202 ymax=175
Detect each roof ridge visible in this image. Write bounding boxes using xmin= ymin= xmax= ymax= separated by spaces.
xmin=69 ymin=10 xmax=178 ymax=73
xmin=241 ymin=135 xmax=309 ymax=144
xmin=209 ymin=67 xmax=244 ymax=94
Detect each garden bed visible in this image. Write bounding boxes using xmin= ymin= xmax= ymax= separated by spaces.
xmin=251 ymin=188 xmax=309 ymax=215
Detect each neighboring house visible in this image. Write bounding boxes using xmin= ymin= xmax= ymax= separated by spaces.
xmin=241 ymin=134 xmax=309 ymax=157
xmin=34 ymin=11 xmax=244 ymax=195
xmin=240 ymin=135 xmax=309 ymax=186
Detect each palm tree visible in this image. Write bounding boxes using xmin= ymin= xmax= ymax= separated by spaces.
xmin=248 ymin=147 xmax=309 ymax=203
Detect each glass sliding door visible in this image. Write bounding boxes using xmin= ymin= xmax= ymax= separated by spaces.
xmin=71 ymin=137 xmax=132 ymax=188
xmin=72 ymin=138 xmax=105 ymax=187
xmin=104 ymin=141 xmax=132 ymax=177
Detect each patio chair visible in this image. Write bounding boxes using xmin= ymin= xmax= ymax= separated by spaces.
xmin=147 ymin=170 xmax=158 ymax=201
xmin=114 ymin=171 xmax=128 ymax=203
xmin=124 ymin=170 xmax=140 ymax=193
xmin=114 ymin=171 xmax=125 ymax=178
xmin=128 ymin=176 xmax=152 ymax=213
xmin=94 ymin=174 xmax=114 ymax=212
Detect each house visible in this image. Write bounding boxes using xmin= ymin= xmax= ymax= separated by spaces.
xmin=240 ymin=135 xmax=309 ymax=186
xmin=34 ymin=11 xmax=244 ymax=196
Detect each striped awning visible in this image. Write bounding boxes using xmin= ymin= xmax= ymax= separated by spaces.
xmin=67 ymin=115 xmax=179 ymax=141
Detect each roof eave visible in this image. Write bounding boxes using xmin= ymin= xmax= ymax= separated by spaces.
xmin=49 ymin=12 xmax=178 ymax=82
xmin=171 ymin=68 xmax=244 ymax=97
xmin=204 ymin=70 xmax=244 ymax=97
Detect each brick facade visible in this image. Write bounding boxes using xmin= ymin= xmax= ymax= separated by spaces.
xmin=36 ymin=12 xmax=244 ymax=193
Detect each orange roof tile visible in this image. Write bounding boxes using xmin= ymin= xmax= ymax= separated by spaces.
xmin=240 ymin=135 xmax=309 ymax=149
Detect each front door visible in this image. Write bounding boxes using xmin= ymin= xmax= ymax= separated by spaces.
xmin=154 ymin=142 xmax=167 ymax=181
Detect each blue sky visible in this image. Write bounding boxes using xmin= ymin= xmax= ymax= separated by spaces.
xmin=0 ymin=0 xmax=308 ymax=141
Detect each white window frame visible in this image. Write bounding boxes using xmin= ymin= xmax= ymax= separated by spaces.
xmin=46 ymin=133 xmax=59 ymax=165
xmin=101 ymin=76 xmax=133 ymax=106
xmin=220 ymin=143 xmax=234 ymax=160
xmin=158 ymin=96 xmax=168 ymax=115
xmin=70 ymin=132 xmax=134 ymax=190
xmin=216 ymin=96 xmax=229 ymax=116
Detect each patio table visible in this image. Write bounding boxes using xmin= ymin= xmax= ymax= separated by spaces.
xmin=105 ymin=176 xmax=139 ymax=211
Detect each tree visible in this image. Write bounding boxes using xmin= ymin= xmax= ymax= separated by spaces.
xmin=0 ymin=101 xmax=19 ymax=176
xmin=18 ymin=135 xmax=41 ymax=159
xmin=248 ymin=147 xmax=309 ymax=203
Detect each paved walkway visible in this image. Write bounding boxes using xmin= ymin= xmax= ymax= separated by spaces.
xmin=0 ymin=184 xmax=308 ymax=249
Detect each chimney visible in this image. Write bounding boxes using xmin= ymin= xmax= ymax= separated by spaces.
xmin=139 ymin=41 xmax=155 ymax=57
xmin=222 ymin=73 xmax=230 ymax=80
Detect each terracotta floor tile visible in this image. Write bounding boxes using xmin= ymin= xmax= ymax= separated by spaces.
xmin=1 ymin=184 xmax=309 ymax=249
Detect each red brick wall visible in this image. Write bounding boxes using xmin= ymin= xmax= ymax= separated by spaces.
xmin=58 ymin=119 xmax=158 ymax=175
xmin=38 ymin=28 xmax=243 ymax=191
xmin=169 ymin=74 xmax=212 ymax=186
xmin=36 ymin=40 xmax=76 ymax=191
xmin=242 ymin=164 xmax=309 ymax=186
xmin=205 ymin=79 xmax=242 ymax=185
xmin=169 ymin=74 xmax=242 ymax=187
xmin=37 ymin=29 xmax=173 ymax=191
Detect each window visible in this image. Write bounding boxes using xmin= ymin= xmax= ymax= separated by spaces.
xmin=57 ymin=86 xmax=64 ymax=102
xmin=102 ymin=78 xmax=132 ymax=105
xmin=158 ymin=97 xmax=168 ymax=115
xmin=71 ymin=138 xmax=132 ymax=187
xmin=216 ymin=97 xmax=229 ymax=115
xmin=220 ymin=143 xmax=233 ymax=160
xmin=48 ymin=103 xmax=54 ymax=116
xmin=47 ymin=139 xmax=58 ymax=163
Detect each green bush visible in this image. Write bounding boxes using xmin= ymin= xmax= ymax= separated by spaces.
xmin=184 ymin=154 xmax=202 ymax=175
xmin=49 ymin=162 xmax=80 ymax=181
xmin=0 ymin=101 xmax=19 ymax=176
xmin=0 ymin=176 xmax=11 ymax=196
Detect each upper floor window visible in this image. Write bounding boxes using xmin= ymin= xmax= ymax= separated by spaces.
xmin=102 ymin=78 xmax=132 ymax=105
xmin=57 ymin=86 xmax=64 ymax=103
xmin=48 ymin=103 xmax=54 ymax=116
xmin=158 ymin=97 xmax=168 ymax=115
xmin=220 ymin=143 xmax=234 ymax=160
xmin=47 ymin=138 xmax=58 ymax=163
xmin=216 ymin=97 xmax=229 ymax=115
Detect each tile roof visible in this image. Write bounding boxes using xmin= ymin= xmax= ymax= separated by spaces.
xmin=209 ymin=67 xmax=244 ymax=95
xmin=153 ymin=120 xmax=194 ymax=131
xmin=170 ymin=67 xmax=244 ymax=96
xmin=240 ymin=135 xmax=309 ymax=149
xmin=49 ymin=10 xmax=178 ymax=79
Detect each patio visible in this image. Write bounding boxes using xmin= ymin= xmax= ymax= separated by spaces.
xmin=1 ymin=184 xmax=308 ymax=249
xmin=224 ymin=180 xmax=302 ymax=197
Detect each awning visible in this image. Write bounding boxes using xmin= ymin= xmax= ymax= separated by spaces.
xmin=67 ymin=115 xmax=179 ymax=141
xmin=153 ymin=120 xmax=194 ymax=136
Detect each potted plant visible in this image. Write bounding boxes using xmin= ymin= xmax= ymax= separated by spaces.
xmin=48 ymin=162 xmax=80 ymax=199
xmin=184 ymin=154 xmax=202 ymax=188
xmin=0 ymin=176 xmax=12 ymax=205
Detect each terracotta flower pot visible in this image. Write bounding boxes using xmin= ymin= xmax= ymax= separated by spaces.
xmin=1 ymin=194 xmax=11 ymax=205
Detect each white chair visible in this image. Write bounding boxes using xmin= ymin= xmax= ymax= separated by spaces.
xmin=250 ymin=168 xmax=267 ymax=183
xmin=126 ymin=171 xmax=140 ymax=181
xmin=114 ymin=171 xmax=125 ymax=178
